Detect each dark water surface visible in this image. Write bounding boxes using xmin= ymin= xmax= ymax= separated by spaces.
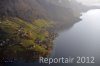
xmin=6 ymin=9 xmax=100 ymax=66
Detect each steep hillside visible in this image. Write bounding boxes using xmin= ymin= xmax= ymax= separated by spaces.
xmin=0 ymin=0 xmax=79 ymax=22
xmin=0 ymin=0 xmax=50 ymax=22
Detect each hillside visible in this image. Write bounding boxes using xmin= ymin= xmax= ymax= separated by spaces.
xmin=0 ymin=0 xmax=81 ymax=27
xmin=0 ymin=17 xmax=56 ymax=62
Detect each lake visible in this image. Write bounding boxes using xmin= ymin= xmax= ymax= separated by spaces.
xmin=51 ymin=9 xmax=100 ymax=66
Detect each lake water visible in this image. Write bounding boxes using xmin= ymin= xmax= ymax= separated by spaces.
xmin=7 ymin=9 xmax=100 ymax=66
xmin=51 ymin=9 xmax=100 ymax=66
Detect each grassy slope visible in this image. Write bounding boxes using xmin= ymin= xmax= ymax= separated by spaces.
xmin=0 ymin=18 xmax=53 ymax=61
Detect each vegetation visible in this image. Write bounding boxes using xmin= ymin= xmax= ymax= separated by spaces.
xmin=0 ymin=18 xmax=56 ymax=62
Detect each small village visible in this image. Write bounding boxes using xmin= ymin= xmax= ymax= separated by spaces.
xmin=0 ymin=18 xmax=58 ymax=62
